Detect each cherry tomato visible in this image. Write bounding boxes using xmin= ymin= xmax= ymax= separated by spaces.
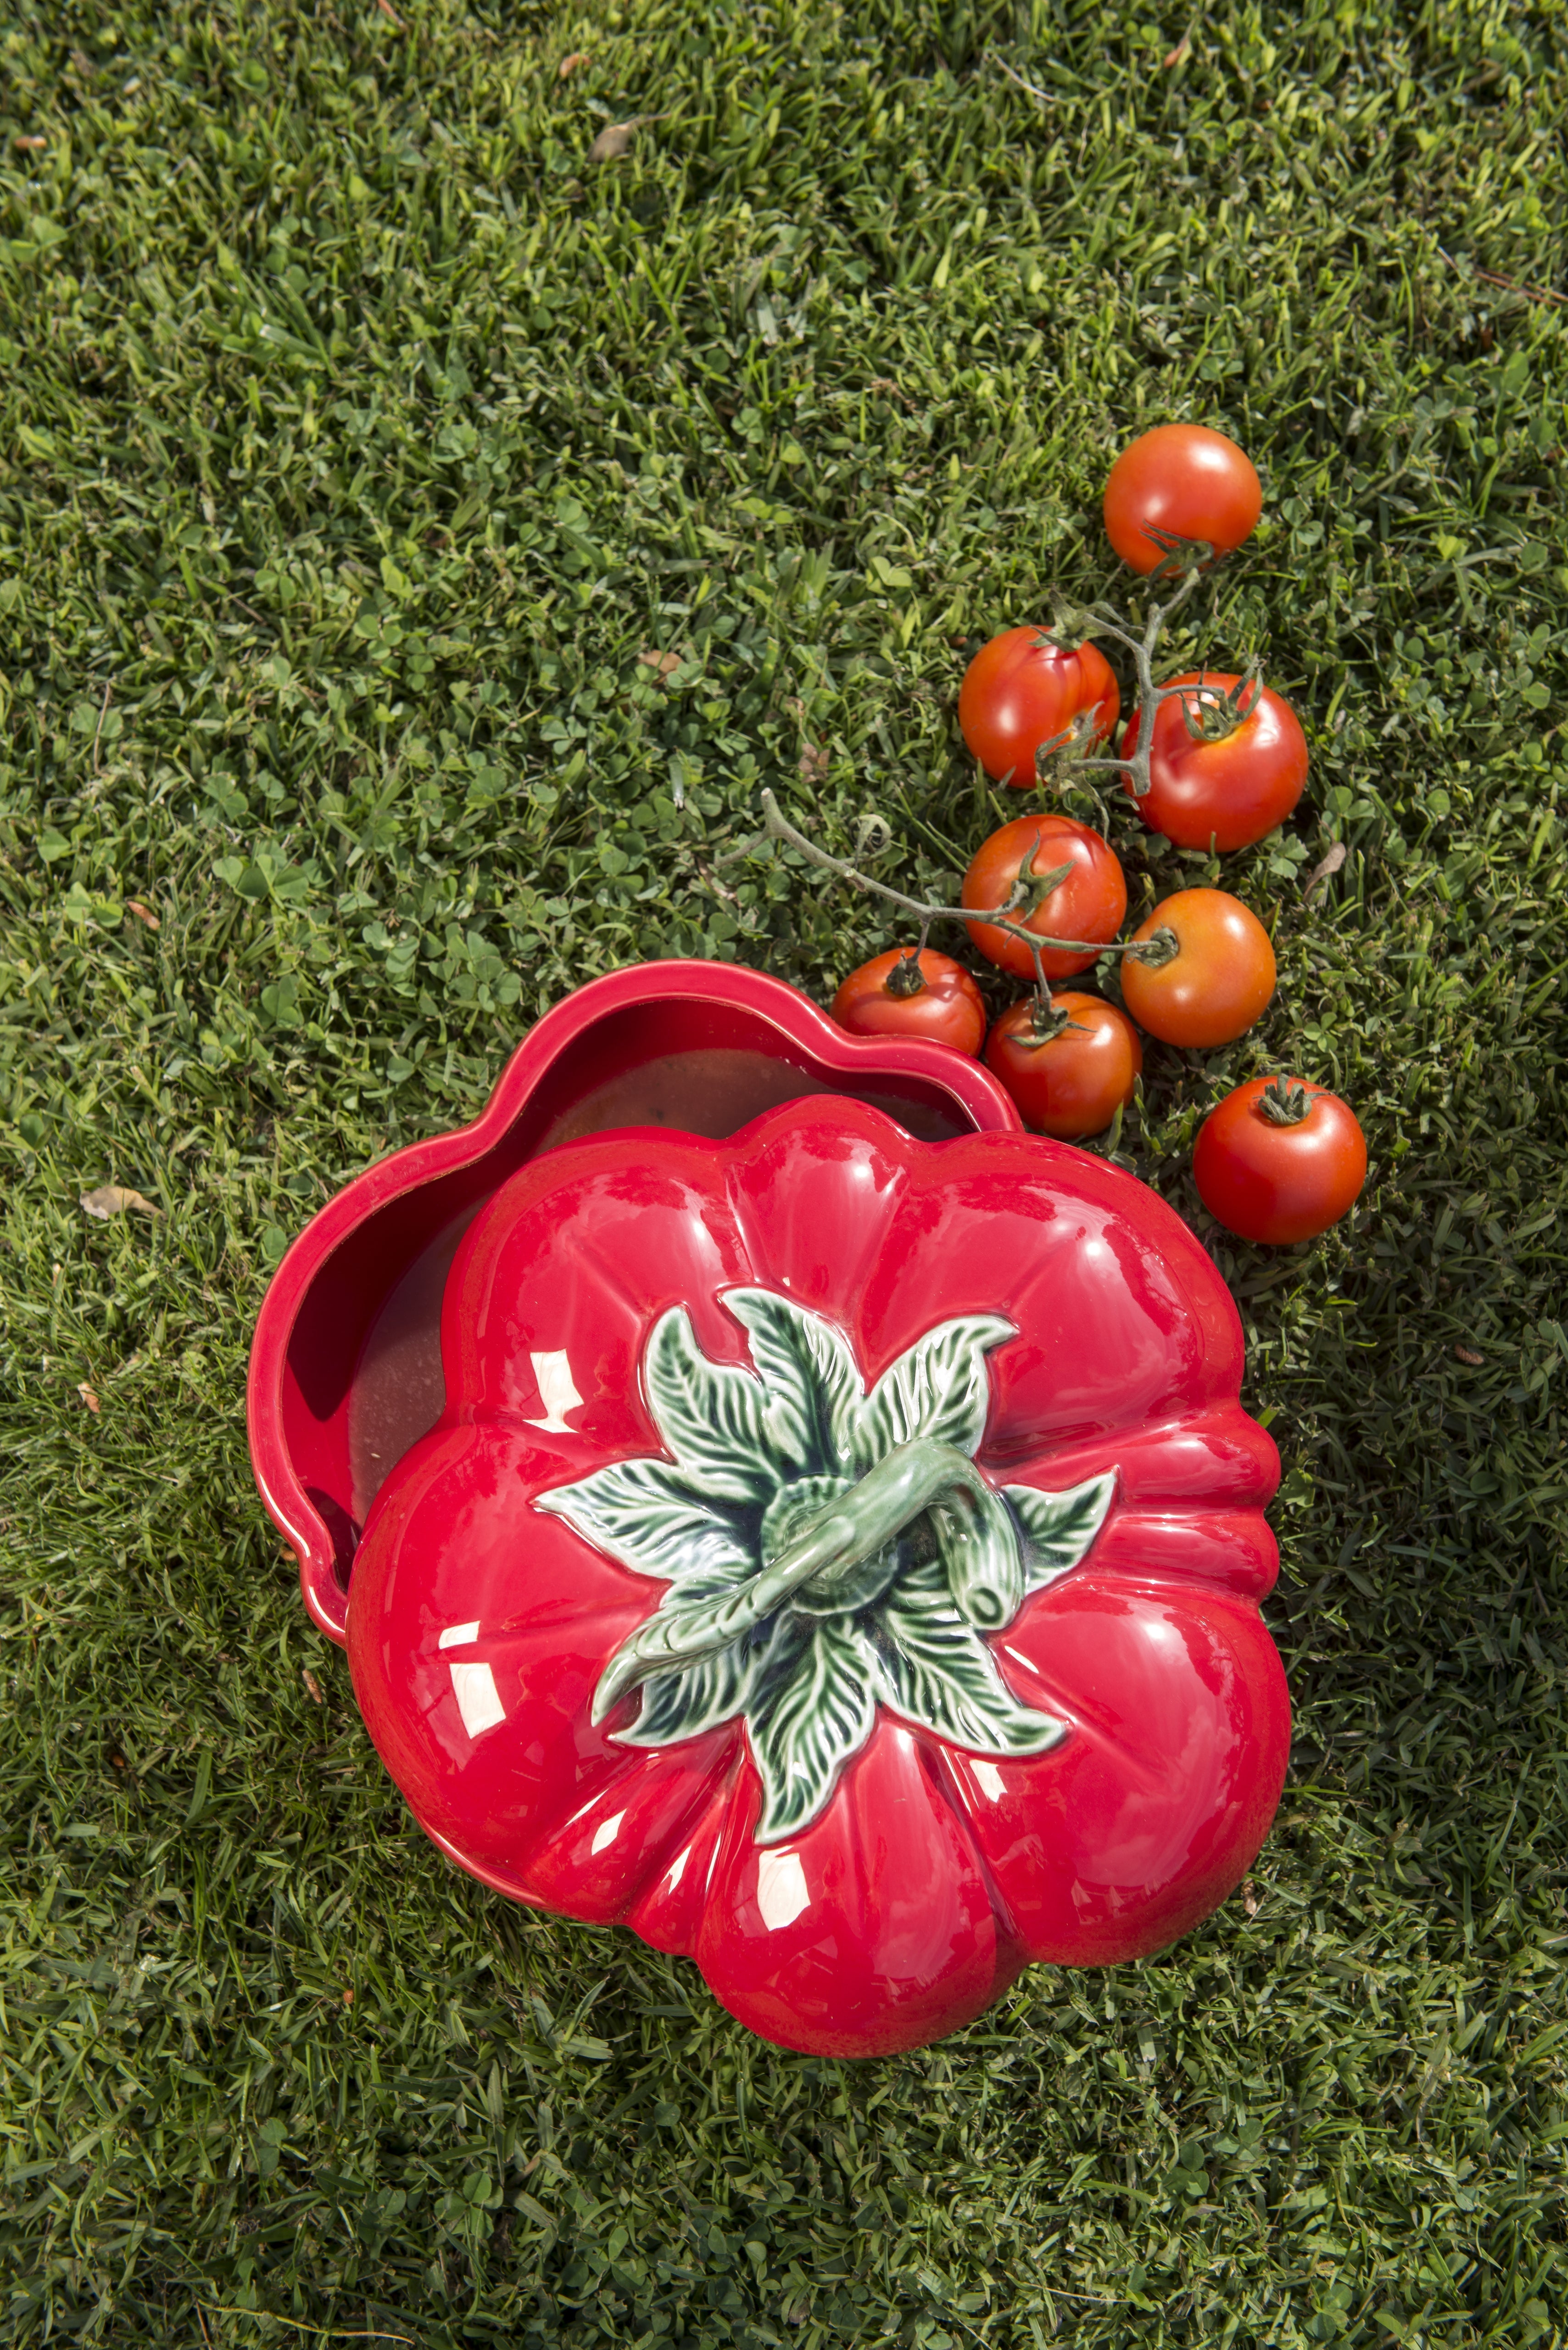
xmin=1123 ymin=672 xmax=1308 ymax=851
xmin=831 ymin=948 xmax=988 ymax=1057
xmin=984 ymin=992 xmax=1142 ymax=1141
xmin=961 ymin=814 xmax=1127 ymax=983
xmin=1119 ymin=888 xmax=1275 ymax=1048
xmin=958 ymin=628 xmax=1121 ymax=789
xmin=1103 ymin=425 xmax=1262 ymax=575
xmin=1194 ymin=1077 xmax=1367 ymax=1244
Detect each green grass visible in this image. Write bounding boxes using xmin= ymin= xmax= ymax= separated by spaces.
xmin=2 ymin=0 xmax=1567 ymax=2341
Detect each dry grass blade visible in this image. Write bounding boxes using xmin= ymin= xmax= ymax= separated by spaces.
xmin=76 ymin=1382 xmax=100 ymax=1413
xmin=587 ymin=111 xmax=671 ymax=162
xmin=983 ymin=50 xmax=1054 ymax=106
xmin=79 ymin=1184 xmax=162 ymax=1220
xmin=1303 ymin=840 xmax=1348 ymax=899
xmin=558 ymin=51 xmax=590 ymax=78
xmin=588 ymin=119 xmax=640 ymax=162
xmin=1438 ymin=246 xmax=1568 ymax=308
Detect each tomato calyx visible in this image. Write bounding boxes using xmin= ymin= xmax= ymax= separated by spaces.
xmin=1174 ymin=668 xmax=1264 ymax=746
xmin=1010 ymin=994 xmax=1088 ymax=1051
xmin=1124 ymin=923 xmax=1181 ymax=972
xmin=1026 ymin=624 xmax=1098 ymax=666
xmin=1032 ymin=714 xmax=1104 ymax=780
xmin=991 ymin=841 xmax=1076 ymax=920
xmin=883 ymin=946 xmax=928 ymax=1000
xmin=1256 ymin=1077 xmax=1316 ymax=1128
xmin=1133 ymin=527 xmax=1217 ymax=580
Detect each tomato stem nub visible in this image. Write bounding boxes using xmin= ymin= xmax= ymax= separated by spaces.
xmin=1004 ymin=842 xmax=1076 ymax=918
xmin=1014 ymin=995 xmax=1084 ymax=1051
xmin=885 ymin=945 xmax=927 ymax=999
xmin=1176 ymin=666 xmax=1264 ymax=745
xmin=1126 ymin=923 xmax=1181 ymax=971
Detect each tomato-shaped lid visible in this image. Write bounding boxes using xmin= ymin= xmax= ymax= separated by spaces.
xmin=347 ymin=1097 xmax=1288 ymax=2058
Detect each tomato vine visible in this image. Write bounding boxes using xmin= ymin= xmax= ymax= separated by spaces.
xmin=722 ymin=550 xmax=1262 ymax=1005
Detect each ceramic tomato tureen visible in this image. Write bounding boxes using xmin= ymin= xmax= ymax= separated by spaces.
xmin=250 ymin=962 xmax=1288 ymax=2057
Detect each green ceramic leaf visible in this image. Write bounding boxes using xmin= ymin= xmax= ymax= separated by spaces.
xmin=724 ymin=1287 xmax=863 ymax=1474
xmin=541 ymin=1286 xmax=1099 ymax=1848
xmin=853 ymin=1313 xmax=1016 ymax=1469
xmin=747 ymin=1615 xmax=878 ymax=1844
xmin=1005 ymin=1472 xmax=1116 ymax=1590
xmin=617 ymin=1614 xmax=810 ymax=1749
xmin=536 ymin=1455 xmax=753 ymax=1588
xmin=874 ymin=1564 xmax=1067 ymax=1757
xmin=592 ymin=1572 xmax=789 ymax=1721
xmin=644 ymin=1306 xmax=782 ymax=1503
xmin=617 ymin=1641 xmax=759 ymax=1746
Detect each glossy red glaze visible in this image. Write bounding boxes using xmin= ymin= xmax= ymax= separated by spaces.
xmin=248 ymin=962 xmax=1022 ymax=1646
xmin=326 ymin=1094 xmax=1287 ymax=2058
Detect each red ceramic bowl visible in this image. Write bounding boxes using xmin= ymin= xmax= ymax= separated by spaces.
xmin=249 ymin=961 xmax=1289 ymax=2058
xmin=249 ymin=961 xmax=1023 ymax=1645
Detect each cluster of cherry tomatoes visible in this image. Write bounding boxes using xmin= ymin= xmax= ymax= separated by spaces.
xmin=828 ymin=425 xmax=1368 ymax=1249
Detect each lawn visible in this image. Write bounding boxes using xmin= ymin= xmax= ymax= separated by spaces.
xmin=2 ymin=0 xmax=1567 ymax=2342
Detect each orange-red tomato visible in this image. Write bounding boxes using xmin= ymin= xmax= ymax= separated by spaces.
xmin=831 ymin=948 xmax=988 ymax=1056
xmin=1103 ymin=425 xmax=1262 ymax=575
xmin=961 ymin=815 xmax=1127 ymax=983
xmin=1194 ymin=1078 xmax=1367 ymax=1243
xmin=1123 ymin=672 xmax=1308 ymax=851
xmin=958 ymin=627 xmax=1121 ymax=789
xmin=1119 ymin=888 xmax=1275 ymax=1048
xmin=984 ymin=993 xmax=1142 ymax=1141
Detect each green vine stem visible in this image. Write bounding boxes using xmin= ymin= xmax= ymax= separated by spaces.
xmin=717 ymin=548 xmax=1267 ymax=1002
xmin=758 ymin=790 xmax=1180 ymax=1002
xmin=1030 ymin=552 xmax=1259 ymax=796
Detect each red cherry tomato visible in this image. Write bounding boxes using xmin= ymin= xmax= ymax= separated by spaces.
xmin=1194 ymin=1078 xmax=1367 ymax=1244
xmin=1119 ymin=889 xmax=1275 ymax=1048
xmin=984 ymin=993 xmax=1142 ymax=1141
xmin=831 ymin=949 xmax=987 ymax=1057
xmin=1103 ymin=425 xmax=1262 ymax=575
xmin=961 ymin=815 xmax=1127 ymax=983
xmin=958 ymin=628 xmax=1121 ymax=789
xmin=1123 ymin=672 xmax=1308 ymax=851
